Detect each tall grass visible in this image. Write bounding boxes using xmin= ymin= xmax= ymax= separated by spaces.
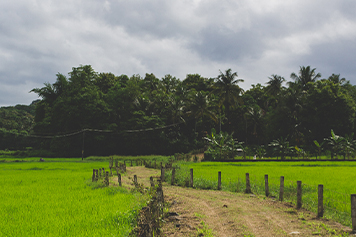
xmin=0 ymin=162 xmax=146 ymax=236
xmin=165 ymin=161 xmax=356 ymax=227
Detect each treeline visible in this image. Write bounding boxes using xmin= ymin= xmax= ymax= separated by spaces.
xmin=0 ymin=102 xmax=38 ymax=152
xmin=2 ymin=65 xmax=356 ymax=157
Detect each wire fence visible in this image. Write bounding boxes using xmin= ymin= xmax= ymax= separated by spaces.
xmin=165 ymin=166 xmax=354 ymax=228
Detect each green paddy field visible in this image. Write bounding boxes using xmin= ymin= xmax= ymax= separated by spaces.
xmin=171 ymin=161 xmax=356 ymax=226
xmin=0 ymin=160 xmax=146 ymax=237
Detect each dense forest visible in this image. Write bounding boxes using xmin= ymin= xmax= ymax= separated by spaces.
xmin=1 ymin=65 xmax=356 ymax=158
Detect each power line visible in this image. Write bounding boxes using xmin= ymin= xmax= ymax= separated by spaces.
xmin=1 ymin=120 xmax=186 ymax=139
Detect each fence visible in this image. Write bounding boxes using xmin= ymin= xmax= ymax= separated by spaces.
xmin=164 ymin=167 xmax=355 ymax=230
xmin=91 ymin=159 xmax=163 ymax=237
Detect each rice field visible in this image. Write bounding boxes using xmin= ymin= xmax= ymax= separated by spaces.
xmin=0 ymin=161 xmax=146 ymax=236
xmin=167 ymin=161 xmax=356 ymax=227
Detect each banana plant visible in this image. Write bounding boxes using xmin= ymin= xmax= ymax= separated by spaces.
xmin=268 ymin=136 xmax=293 ymax=160
xmin=313 ymin=140 xmax=325 ymax=159
xmin=324 ymin=129 xmax=344 ymax=159
xmin=204 ymin=128 xmax=239 ymax=160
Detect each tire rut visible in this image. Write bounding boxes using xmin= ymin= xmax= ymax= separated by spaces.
xmin=113 ymin=167 xmax=352 ymax=236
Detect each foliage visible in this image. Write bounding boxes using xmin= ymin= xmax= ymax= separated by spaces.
xmin=268 ymin=137 xmax=293 ymax=160
xmin=203 ymin=128 xmax=240 ymax=160
xmin=2 ymin=64 xmax=356 ymax=158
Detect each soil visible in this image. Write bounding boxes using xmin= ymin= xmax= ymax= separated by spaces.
xmin=111 ymin=166 xmax=353 ymax=236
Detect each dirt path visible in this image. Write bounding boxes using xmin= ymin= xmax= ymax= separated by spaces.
xmin=112 ymin=167 xmax=352 ymax=236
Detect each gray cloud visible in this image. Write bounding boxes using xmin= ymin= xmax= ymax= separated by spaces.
xmin=1 ymin=0 xmax=356 ymax=106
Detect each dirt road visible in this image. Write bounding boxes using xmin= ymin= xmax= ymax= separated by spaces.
xmin=114 ymin=166 xmax=352 ymax=236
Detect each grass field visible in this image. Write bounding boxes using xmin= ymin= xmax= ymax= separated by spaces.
xmin=0 ymin=161 xmax=146 ymax=236
xmin=167 ymin=161 xmax=356 ymax=227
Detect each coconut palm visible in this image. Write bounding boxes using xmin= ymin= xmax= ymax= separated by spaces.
xmin=214 ymin=69 xmax=244 ymax=113
xmin=290 ymin=66 xmax=321 ymax=91
xmin=266 ymin=74 xmax=285 ymax=96
xmin=327 ymin=74 xmax=347 ymax=85
xmin=187 ymin=90 xmax=217 ymax=132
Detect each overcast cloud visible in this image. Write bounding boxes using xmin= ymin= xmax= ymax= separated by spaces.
xmin=1 ymin=0 xmax=356 ymax=106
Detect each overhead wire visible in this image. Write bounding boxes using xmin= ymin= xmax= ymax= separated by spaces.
xmin=1 ymin=120 xmax=187 ymax=139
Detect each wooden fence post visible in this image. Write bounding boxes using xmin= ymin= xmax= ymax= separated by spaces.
xmin=161 ymin=167 xmax=165 ymax=181
xmin=318 ymin=184 xmax=323 ymax=218
xmin=150 ymin=176 xmax=154 ymax=188
xmin=92 ymin=169 xmax=96 ymax=182
xmin=279 ymin=176 xmax=284 ymax=201
xmin=265 ymin=174 xmax=269 ymax=197
xmin=105 ymin=171 xmax=109 ymax=186
xmin=118 ymin=173 xmax=122 ymax=186
xmin=95 ymin=169 xmax=98 ymax=181
xmin=134 ymin=175 xmax=137 ymax=183
xmin=171 ymin=167 xmax=175 ymax=185
xmin=157 ymin=178 xmax=164 ymax=215
xmin=297 ymin=181 xmax=302 ymax=209
xmin=351 ymin=194 xmax=356 ymax=232
xmin=190 ymin=168 xmax=193 ymax=188
xmin=245 ymin=173 xmax=251 ymax=193
xmin=218 ymin=171 xmax=222 ymax=190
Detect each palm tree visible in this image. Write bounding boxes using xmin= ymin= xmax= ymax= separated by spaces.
xmin=266 ymin=74 xmax=285 ymax=96
xmin=167 ymin=94 xmax=187 ymax=124
xmin=213 ymin=69 xmax=244 ymax=132
xmin=214 ymin=69 xmax=244 ymax=114
xmin=246 ymin=105 xmax=264 ymax=144
xmin=188 ymin=91 xmax=217 ymax=132
xmin=290 ymin=66 xmax=321 ymax=91
xmin=31 ymin=73 xmax=68 ymax=105
xmin=327 ymin=74 xmax=347 ymax=85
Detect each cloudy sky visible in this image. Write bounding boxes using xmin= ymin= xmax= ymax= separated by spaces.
xmin=1 ymin=0 xmax=356 ymax=106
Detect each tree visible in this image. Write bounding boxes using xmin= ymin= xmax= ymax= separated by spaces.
xmin=268 ymin=136 xmax=293 ymax=160
xmin=290 ymin=66 xmax=321 ymax=91
xmin=187 ymin=90 xmax=217 ymax=132
xmin=326 ymin=74 xmax=346 ymax=86
xmin=214 ymin=69 xmax=244 ymax=114
xmin=213 ymin=69 xmax=244 ymax=133
xmin=303 ymin=80 xmax=356 ymax=141
xmin=245 ymin=104 xmax=264 ymax=144
xmin=266 ymin=74 xmax=285 ymax=97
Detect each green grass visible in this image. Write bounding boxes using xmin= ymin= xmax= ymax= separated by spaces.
xmin=0 ymin=154 xmax=172 ymax=163
xmin=166 ymin=161 xmax=356 ymax=227
xmin=0 ymin=161 xmax=146 ymax=236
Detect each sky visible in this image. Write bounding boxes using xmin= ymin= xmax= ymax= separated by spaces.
xmin=1 ymin=0 xmax=356 ymax=106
